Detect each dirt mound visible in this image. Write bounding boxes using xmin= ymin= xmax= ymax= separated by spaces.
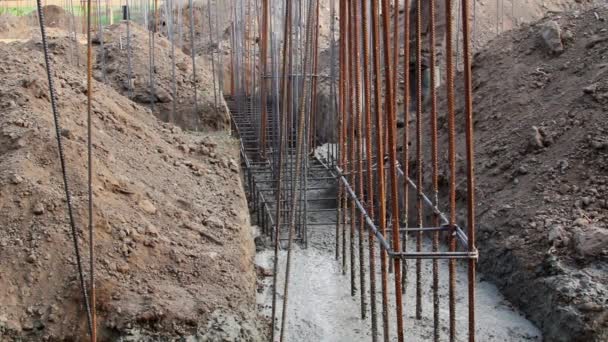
xmin=0 ymin=14 xmax=33 ymax=39
xmin=424 ymin=6 xmax=608 ymax=341
xmin=0 ymin=37 xmax=261 ymax=341
xmin=95 ymin=21 xmax=229 ymax=132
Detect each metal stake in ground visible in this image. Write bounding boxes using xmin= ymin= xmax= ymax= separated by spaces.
xmin=86 ymin=0 xmax=97 ymax=339
xmin=380 ymin=0 xmax=405 ymax=338
xmin=371 ymin=0 xmax=390 ymax=339
xmin=361 ymin=0 xmax=379 ymax=337
xmin=279 ymin=0 xmax=316 ymax=339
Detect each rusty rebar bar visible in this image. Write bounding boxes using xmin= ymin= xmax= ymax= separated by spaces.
xmin=279 ymin=0 xmax=316 ymax=338
xmin=352 ymin=0 xmax=367 ymax=319
xmin=380 ymin=0 xmax=405 ymax=338
xmin=461 ymin=0 xmax=477 ymax=339
xmin=337 ymin=0 xmax=347 ymax=265
xmin=86 ymin=0 xmax=97 ymax=338
xmin=429 ymin=0 xmax=441 ymax=338
xmin=271 ymin=0 xmax=293 ymax=339
xmin=371 ymin=0 xmax=390 ymax=339
xmin=401 ymin=0 xmax=411 ymax=298
xmin=336 ymin=0 xmax=345 ymax=262
xmin=259 ymin=0 xmax=268 ymax=158
xmin=415 ymin=0 xmax=424 ymax=321
xmin=445 ymin=0 xmax=458 ymax=337
xmin=347 ymin=0 xmax=357 ymax=297
xmin=362 ymin=0 xmax=379 ymax=338
xmin=309 ymin=0 xmax=321 ymax=154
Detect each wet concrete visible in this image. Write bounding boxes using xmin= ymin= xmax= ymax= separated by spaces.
xmin=257 ymin=234 xmax=542 ymax=341
xmin=254 ymin=152 xmax=542 ymax=341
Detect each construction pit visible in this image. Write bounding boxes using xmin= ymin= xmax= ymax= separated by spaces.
xmin=0 ymin=0 xmax=607 ymax=341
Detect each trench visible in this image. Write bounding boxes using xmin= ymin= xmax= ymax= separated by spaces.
xmin=246 ymin=150 xmax=542 ymax=341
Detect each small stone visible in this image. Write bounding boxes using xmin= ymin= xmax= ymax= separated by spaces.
xmin=229 ymin=159 xmax=239 ymax=173
xmin=26 ymin=254 xmax=37 ymax=263
xmin=138 ymin=199 xmax=157 ymax=214
xmin=32 ymin=202 xmax=45 ymax=215
xmin=155 ymin=88 xmax=173 ymax=103
xmin=530 ymin=126 xmax=544 ymax=149
xmin=116 ymin=263 xmax=130 ymax=274
xmin=21 ymin=76 xmax=38 ymax=89
xmin=557 ymin=159 xmax=569 ymax=174
xmin=573 ymin=226 xmax=608 ymax=257
xmin=4 ymin=100 xmax=17 ymax=109
xmin=60 ymin=128 xmax=74 ymax=139
xmin=204 ymin=216 xmax=225 ymax=230
xmin=578 ymin=302 xmax=603 ymax=312
xmin=540 ymin=20 xmax=564 ymax=55
xmin=518 ymin=165 xmax=528 ymax=175
xmin=178 ymin=144 xmax=190 ymax=154
xmin=145 ymin=224 xmax=160 ymax=237
xmin=176 ymin=61 xmax=188 ymax=72
xmin=582 ymin=197 xmax=592 ymax=207
xmin=548 ymin=225 xmax=568 ymax=246
xmin=10 ymin=173 xmax=23 ymax=184
xmin=22 ymin=320 xmax=34 ymax=331
xmin=200 ymin=145 xmax=211 ymax=156
xmin=583 ymin=83 xmax=598 ymax=94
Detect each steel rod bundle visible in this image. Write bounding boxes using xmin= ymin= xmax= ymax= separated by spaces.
xmin=227 ymin=0 xmax=477 ymax=341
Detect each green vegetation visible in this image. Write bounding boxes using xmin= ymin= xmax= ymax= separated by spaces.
xmin=0 ymin=6 xmax=36 ymax=16
xmin=0 ymin=6 xmax=124 ymax=26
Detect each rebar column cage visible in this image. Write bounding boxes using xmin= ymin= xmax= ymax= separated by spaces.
xmin=227 ymin=0 xmax=478 ymax=340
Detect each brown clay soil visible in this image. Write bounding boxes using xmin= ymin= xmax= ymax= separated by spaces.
xmin=417 ymin=6 xmax=608 ymax=341
xmin=96 ymin=21 xmax=230 ymax=132
xmin=0 ymin=36 xmax=263 ymax=340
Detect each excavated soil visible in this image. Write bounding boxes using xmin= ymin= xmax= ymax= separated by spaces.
xmin=0 ymin=37 xmax=262 ymax=341
xmin=96 ymin=21 xmax=230 ymax=132
xmin=312 ymin=0 xmax=600 ymax=144
xmin=422 ymin=6 xmax=608 ymax=341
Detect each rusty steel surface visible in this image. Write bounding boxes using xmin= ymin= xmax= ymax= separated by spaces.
xmin=225 ymin=0 xmax=477 ymax=340
xmin=361 ymin=0 xmax=379 ymax=337
xmin=429 ymin=0 xmax=441 ymax=338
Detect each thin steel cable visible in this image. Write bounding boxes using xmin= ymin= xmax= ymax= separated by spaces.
xmin=35 ymin=0 xmax=93 ymax=337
